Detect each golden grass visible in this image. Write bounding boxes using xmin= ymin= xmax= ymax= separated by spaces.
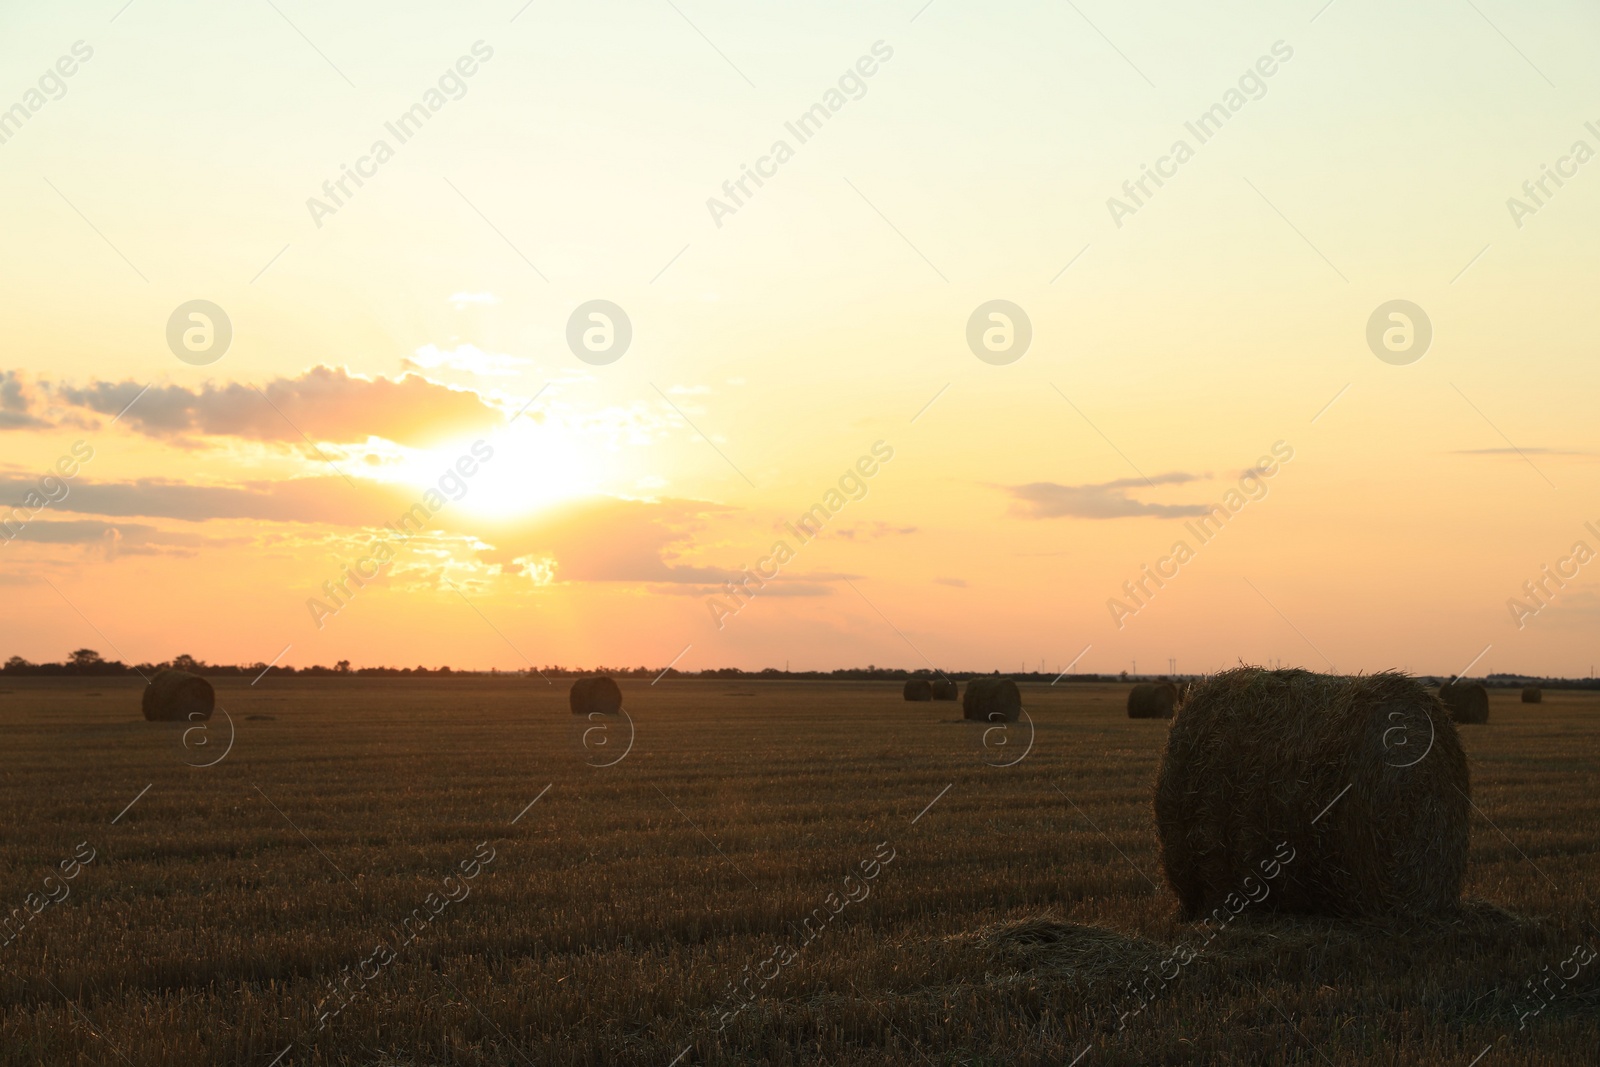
xmin=0 ymin=678 xmax=1595 ymax=1065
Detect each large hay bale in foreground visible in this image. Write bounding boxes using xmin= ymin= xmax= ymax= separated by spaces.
xmin=1154 ymin=668 xmax=1469 ymax=919
xmin=1521 ymin=686 xmax=1542 ymax=704
xmin=963 ymin=677 xmax=1020 ymax=723
xmin=930 ymin=678 xmax=958 ymax=701
xmin=142 ymin=669 xmax=214 ymax=722
xmin=569 ymin=675 xmax=623 ymax=716
xmin=903 ymin=678 xmax=933 ymax=701
xmin=1439 ymin=680 xmax=1490 ymax=724
xmin=1127 ymin=682 xmax=1177 ymax=719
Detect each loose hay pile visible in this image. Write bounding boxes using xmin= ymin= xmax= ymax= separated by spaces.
xmin=1440 ymin=680 xmax=1490 ymax=724
xmin=930 ymin=678 xmax=958 ymax=701
xmin=569 ymin=675 xmax=623 ymax=716
xmin=1153 ymin=667 xmax=1470 ymax=919
xmin=962 ymin=677 xmax=1020 ymax=723
xmin=141 ymin=669 xmax=214 ymax=722
xmin=902 ymin=678 xmax=933 ymax=702
xmin=1522 ymin=686 xmax=1542 ymax=704
xmin=1127 ymin=682 xmax=1177 ymax=719
xmin=954 ymin=915 xmax=1163 ymax=988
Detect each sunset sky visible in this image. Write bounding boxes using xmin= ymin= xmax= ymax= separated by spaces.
xmin=2 ymin=1 xmax=1597 ymax=675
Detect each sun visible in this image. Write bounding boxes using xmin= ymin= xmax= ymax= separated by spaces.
xmin=436 ymin=417 xmax=603 ymax=521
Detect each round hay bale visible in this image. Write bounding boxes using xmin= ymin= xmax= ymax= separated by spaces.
xmin=930 ymin=678 xmax=959 ymax=701
xmin=1439 ymin=680 xmax=1490 ymax=724
xmin=903 ymin=678 xmax=933 ymax=702
xmin=962 ymin=677 xmax=1020 ymax=723
xmin=1154 ymin=667 xmax=1469 ymax=919
xmin=569 ymin=675 xmax=623 ymax=716
xmin=1127 ymin=682 xmax=1177 ymax=719
xmin=142 ymin=669 xmax=214 ymax=722
xmin=1521 ymin=686 xmax=1542 ymax=704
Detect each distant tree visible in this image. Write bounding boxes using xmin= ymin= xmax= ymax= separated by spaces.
xmin=335 ymin=660 xmax=351 ymax=674
xmin=69 ymin=649 xmax=102 ymax=667
xmin=4 ymin=655 xmax=34 ymax=672
xmin=170 ymin=654 xmax=199 ymax=672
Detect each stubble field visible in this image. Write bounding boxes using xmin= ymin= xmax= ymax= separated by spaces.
xmin=0 ymin=677 xmax=1595 ymax=1066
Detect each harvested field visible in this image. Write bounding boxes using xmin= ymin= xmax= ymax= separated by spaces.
xmin=0 ymin=678 xmax=1595 ymax=1065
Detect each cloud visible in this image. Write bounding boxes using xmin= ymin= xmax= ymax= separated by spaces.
xmin=835 ymin=521 xmax=918 ymax=541
xmin=470 ymin=497 xmax=735 ymax=584
xmin=0 ymin=464 xmax=835 ymax=593
xmin=464 ymin=500 xmax=864 ymax=590
xmin=0 ymin=519 xmax=242 ymax=558
xmin=0 ymin=473 xmax=738 ymax=590
xmin=403 ymin=344 xmax=529 ymax=378
xmin=0 ymin=474 xmax=419 ymax=526
xmin=53 ymin=366 xmax=501 ymax=447
xmin=0 ymin=372 xmax=51 ymax=431
xmin=934 ymin=577 xmax=967 ymax=587
xmin=1006 ymin=472 xmax=1210 ymax=519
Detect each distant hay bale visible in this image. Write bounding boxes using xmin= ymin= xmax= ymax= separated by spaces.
xmin=930 ymin=678 xmax=958 ymax=701
xmin=962 ymin=677 xmax=1020 ymax=723
xmin=1439 ymin=680 xmax=1490 ymax=724
xmin=1154 ymin=667 xmax=1469 ymax=919
xmin=569 ymin=675 xmax=623 ymax=716
xmin=903 ymin=678 xmax=933 ymax=702
xmin=1127 ymin=682 xmax=1177 ymax=719
xmin=1521 ymin=686 xmax=1542 ymax=704
xmin=142 ymin=669 xmax=214 ymax=722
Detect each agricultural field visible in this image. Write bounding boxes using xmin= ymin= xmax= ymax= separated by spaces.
xmin=0 ymin=677 xmax=1596 ymax=1066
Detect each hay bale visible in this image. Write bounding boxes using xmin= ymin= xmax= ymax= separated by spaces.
xmin=903 ymin=678 xmax=933 ymax=702
xmin=1154 ymin=667 xmax=1469 ymax=919
xmin=1439 ymin=680 xmax=1490 ymax=724
xmin=569 ymin=675 xmax=623 ymax=716
xmin=1127 ymin=682 xmax=1177 ymax=719
xmin=930 ymin=678 xmax=958 ymax=701
xmin=962 ymin=677 xmax=1020 ymax=723
xmin=141 ymin=669 xmax=214 ymax=722
xmin=1521 ymin=686 xmax=1542 ymax=704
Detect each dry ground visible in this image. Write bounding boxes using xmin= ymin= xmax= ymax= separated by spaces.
xmin=0 ymin=677 xmax=1595 ymax=1065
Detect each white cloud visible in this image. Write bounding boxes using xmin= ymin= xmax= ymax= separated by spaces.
xmin=405 ymin=343 xmax=529 ymax=379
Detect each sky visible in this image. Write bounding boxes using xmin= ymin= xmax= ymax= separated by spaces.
xmin=2 ymin=0 xmax=1598 ymax=676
